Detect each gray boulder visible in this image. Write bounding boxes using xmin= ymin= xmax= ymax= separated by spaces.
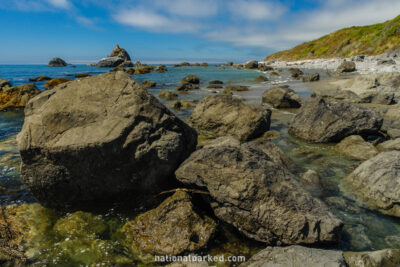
xmin=47 ymin=57 xmax=67 ymax=67
xmin=342 ymin=151 xmax=400 ymax=217
xmin=240 ymin=246 xmax=347 ymax=267
xmin=289 ymin=68 xmax=303 ymax=79
xmin=16 ymin=71 xmax=197 ymax=209
xmin=175 ymin=137 xmax=343 ymax=245
xmin=244 ymin=60 xmax=258 ymax=69
xmin=189 ymin=95 xmax=271 ymax=141
xmin=336 ymin=61 xmax=356 ymax=73
xmin=262 ymin=86 xmax=302 ymax=108
xmin=289 ymin=97 xmax=383 ymax=143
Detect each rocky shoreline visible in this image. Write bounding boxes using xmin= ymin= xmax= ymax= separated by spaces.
xmin=0 ymin=48 xmax=399 ymax=266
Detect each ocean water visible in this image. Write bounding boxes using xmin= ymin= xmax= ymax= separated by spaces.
xmin=0 ymin=64 xmax=399 ymax=265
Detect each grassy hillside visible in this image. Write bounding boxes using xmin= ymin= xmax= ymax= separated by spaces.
xmin=266 ymin=15 xmax=400 ymax=61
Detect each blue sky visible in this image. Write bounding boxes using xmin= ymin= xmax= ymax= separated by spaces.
xmin=0 ymin=0 xmax=399 ymax=64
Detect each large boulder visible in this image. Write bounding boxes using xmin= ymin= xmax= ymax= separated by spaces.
xmin=262 ymin=86 xmax=302 ymax=108
xmin=240 ymin=246 xmax=347 ymax=267
xmin=189 ymin=95 xmax=271 ymax=141
xmin=342 ymin=151 xmax=400 ymax=217
xmin=48 ymin=57 xmax=67 ymax=67
xmin=175 ymin=137 xmax=343 ymax=245
xmin=289 ymin=97 xmax=383 ymax=143
xmin=122 ymin=191 xmax=216 ymax=256
xmin=334 ymin=135 xmax=378 ymax=160
xmin=336 ymin=60 xmax=356 ymax=73
xmin=16 ymin=71 xmax=197 ymax=209
xmin=0 ymin=83 xmax=40 ymax=111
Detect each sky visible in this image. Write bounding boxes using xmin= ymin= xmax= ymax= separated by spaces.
xmin=0 ymin=0 xmax=399 ymax=64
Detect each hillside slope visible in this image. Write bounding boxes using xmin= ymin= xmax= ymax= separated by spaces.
xmin=266 ymin=15 xmax=400 ymax=61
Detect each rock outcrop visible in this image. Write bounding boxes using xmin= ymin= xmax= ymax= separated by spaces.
xmin=377 ymin=138 xmax=400 ymax=151
xmin=289 ymin=97 xmax=383 ymax=143
xmin=0 ymin=83 xmax=40 ymax=111
xmin=96 ymin=45 xmax=133 ymax=68
xmin=244 ymin=60 xmax=258 ymax=69
xmin=175 ymin=137 xmax=343 ymax=245
xmin=48 ymin=57 xmax=67 ymax=67
xmin=240 ymin=246 xmax=347 ymax=267
xmin=189 ymin=95 xmax=271 ymax=141
xmin=122 ymin=191 xmax=216 ymax=256
xmin=16 ymin=71 xmax=197 ymax=209
xmin=342 ymin=151 xmax=400 ymax=217
xmin=262 ymin=86 xmax=302 ymax=108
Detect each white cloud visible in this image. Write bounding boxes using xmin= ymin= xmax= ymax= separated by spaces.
xmin=45 ymin=0 xmax=70 ymax=9
xmin=154 ymin=0 xmax=218 ymax=18
xmin=228 ymin=0 xmax=286 ymax=21
xmin=114 ymin=8 xmax=202 ymax=33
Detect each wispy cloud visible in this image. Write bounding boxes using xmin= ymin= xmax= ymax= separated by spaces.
xmin=45 ymin=0 xmax=70 ymax=9
xmin=227 ymin=0 xmax=286 ymax=21
xmin=114 ymin=8 xmax=203 ymax=33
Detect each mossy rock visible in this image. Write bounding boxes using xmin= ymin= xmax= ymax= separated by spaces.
xmin=134 ymin=65 xmax=154 ymax=74
xmin=222 ymin=85 xmax=249 ymax=94
xmin=43 ymin=78 xmax=72 ymax=88
xmin=53 ymin=211 xmax=108 ymax=240
xmin=29 ymin=76 xmax=51 ymax=82
xmin=141 ymin=80 xmax=157 ymax=88
xmin=121 ymin=191 xmax=217 ymax=256
xmin=255 ymin=75 xmax=269 ymax=82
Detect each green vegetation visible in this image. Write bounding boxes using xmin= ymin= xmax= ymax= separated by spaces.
xmin=266 ymin=15 xmax=400 ymax=61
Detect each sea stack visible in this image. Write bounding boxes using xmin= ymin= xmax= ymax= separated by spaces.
xmin=48 ymin=57 xmax=67 ymax=67
xmin=96 ymin=44 xmax=134 ymax=68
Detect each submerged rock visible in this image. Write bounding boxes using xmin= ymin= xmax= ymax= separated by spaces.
xmin=189 ymin=95 xmax=271 ymax=141
xmin=155 ymin=64 xmax=167 ymax=73
xmin=158 ymin=90 xmax=178 ymax=101
xmin=176 ymin=82 xmax=199 ymax=92
xmin=181 ymin=75 xmax=200 ymax=84
xmin=122 ymin=191 xmax=216 ymax=256
xmin=222 ymin=85 xmax=249 ymax=94
xmin=176 ymin=137 xmax=343 ymax=245
xmin=342 ymin=151 xmax=400 ymax=217
xmin=48 ymin=57 xmax=67 ymax=67
xmin=334 ymin=135 xmax=378 ymax=160
xmin=29 ymin=76 xmax=51 ymax=82
xmin=141 ymin=80 xmax=156 ymax=88
xmin=17 ymin=71 xmax=197 ymax=209
xmin=262 ymin=86 xmax=302 ymax=108
xmin=134 ymin=65 xmax=154 ymax=74
xmin=0 ymin=83 xmax=40 ymax=111
xmin=255 ymin=75 xmax=269 ymax=82
xmin=344 ymin=249 xmax=400 ymax=267
xmin=289 ymin=97 xmax=383 ymax=143
xmin=303 ymin=73 xmax=320 ymax=82
xmin=240 ymin=246 xmax=347 ymax=267
xmin=209 ymin=80 xmax=223 ymax=85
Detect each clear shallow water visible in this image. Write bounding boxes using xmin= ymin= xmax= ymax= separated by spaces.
xmin=0 ymin=64 xmax=399 ymax=265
